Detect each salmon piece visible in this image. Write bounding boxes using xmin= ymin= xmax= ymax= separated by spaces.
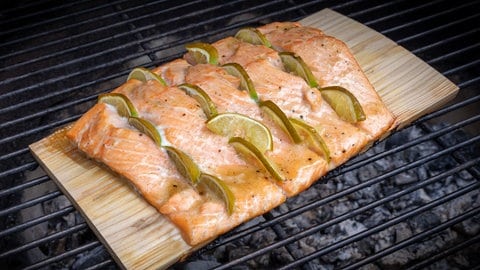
xmin=67 ymin=21 xmax=394 ymax=247
xmin=258 ymin=22 xmax=395 ymax=141
xmin=152 ymin=59 xmax=190 ymax=86
xmin=185 ymin=63 xmax=329 ymax=195
xmin=68 ymin=79 xmax=286 ymax=246
xmin=213 ymin=37 xmax=370 ymax=167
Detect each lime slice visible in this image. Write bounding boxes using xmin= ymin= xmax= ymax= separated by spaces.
xmin=127 ymin=67 xmax=167 ymax=86
xmin=259 ymin=100 xmax=302 ymax=143
xmin=320 ymin=86 xmax=366 ymax=123
xmin=128 ymin=117 xmax=162 ymax=147
xmin=98 ymin=93 xmax=138 ymax=118
xmin=289 ymin=118 xmax=331 ymax=162
xmin=206 ymin=113 xmax=273 ymax=153
xmin=234 ymin=27 xmax=272 ymax=48
xmin=222 ymin=63 xmax=259 ymax=102
xmin=178 ymin=83 xmax=218 ymax=119
xmin=198 ymin=173 xmax=235 ymax=215
xmin=229 ymin=137 xmax=284 ymax=182
xmin=279 ymin=52 xmax=318 ymax=88
xmin=185 ymin=42 xmax=219 ymax=65
xmin=164 ymin=146 xmax=201 ymax=185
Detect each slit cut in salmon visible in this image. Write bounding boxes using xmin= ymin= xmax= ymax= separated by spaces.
xmin=67 ymin=21 xmax=395 ymax=246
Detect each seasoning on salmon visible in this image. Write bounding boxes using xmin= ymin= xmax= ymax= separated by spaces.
xmin=66 ymin=21 xmax=395 ymax=246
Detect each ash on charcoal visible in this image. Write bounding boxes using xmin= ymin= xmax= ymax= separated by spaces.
xmin=71 ymin=246 xmax=114 ymax=270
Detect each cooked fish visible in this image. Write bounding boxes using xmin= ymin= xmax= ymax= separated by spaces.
xmin=66 ymin=21 xmax=395 ymax=246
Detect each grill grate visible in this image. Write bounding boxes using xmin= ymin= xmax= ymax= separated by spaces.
xmin=1 ymin=0 xmax=479 ymax=269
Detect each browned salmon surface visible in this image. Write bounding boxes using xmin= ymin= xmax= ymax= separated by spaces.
xmin=213 ymin=37 xmax=370 ymax=167
xmin=66 ymin=21 xmax=395 ymax=246
xmin=184 ymin=63 xmax=329 ymax=195
xmin=258 ymin=22 xmax=395 ymax=141
xmin=67 ymin=80 xmax=286 ymax=245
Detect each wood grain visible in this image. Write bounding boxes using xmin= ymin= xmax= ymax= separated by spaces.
xmin=30 ymin=9 xmax=458 ymax=270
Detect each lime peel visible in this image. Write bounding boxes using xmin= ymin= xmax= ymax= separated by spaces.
xmin=164 ymin=146 xmax=201 ymax=185
xmin=185 ymin=42 xmax=219 ymax=65
xmin=98 ymin=93 xmax=139 ymax=118
xmin=178 ymin=83 xmax=218 ymax=119
xmin=206 ymin=113 xmax=273 ymax=153
xmin=289 ymin=118 xmax=331 ymax=163
xmin=235 ymin=27 xmax=272 ymax=48
xmin=279 ymin=52 xmax=318 ymax=88
xmin=259 ymin=100 xmax=302 ymax=144
xmin=319 ymin=86 xmax=366 ymax=123
xmin=128 ymin=116 xmax=162 ymax=147
xmin=222 ymin=63 xmax=259 ymax=102
xmin=229 ymin=136 xmax=284 ymax=182
xmin=127 ymin=67 xmax=167 ymax=86
xmin=198 ymin=173 xmax=235 ymax=215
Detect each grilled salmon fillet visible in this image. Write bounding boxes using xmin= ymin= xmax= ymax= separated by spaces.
xmin=67 ymin=21 xmax=395 ymax=246
xmin=258 ymin=22 xmax=395 ymax=140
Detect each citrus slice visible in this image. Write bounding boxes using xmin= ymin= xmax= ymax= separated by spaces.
xmin=320 ymin=86 xmax=366 ymax=123
xmin=98 ymin=93 xmax=138 ymax=118
xmin=289 ymin=118 xmax=331 ymax=162
xmin=127 ymin=67 xmax=167 ymax=86
xmin=229 ymin=137 xmax=284 ymax=182
xmin=222 ymin=63 xmax=259 ymax=102
xmin=259 ymin=100 xmax=302 ymax=143
xmin=279 ymin=52 xmax=318 ymax=88
xmin=234 ymin=27 xmax=272 ymax=48
xmin=185 ymin=42 xmax=219 ymax=65
xmin=164 ymin=146 xmax=201 ymax=185
xmin=198 ymin=173 xmax=235 ymax=215
xmin=178 ymin=83 xmax=218 ymax=119
xmin=128 ymin=117 xmax=162 ymax=147
xmin=206 ymin=113 xmax=273 ymax=153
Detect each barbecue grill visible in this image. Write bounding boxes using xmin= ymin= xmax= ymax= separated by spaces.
xmin=1 ymin=0 xmax=479 ymax=269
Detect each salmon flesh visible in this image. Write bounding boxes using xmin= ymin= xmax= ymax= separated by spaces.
xmin=67 ymin=22 xmax=395 ymax=246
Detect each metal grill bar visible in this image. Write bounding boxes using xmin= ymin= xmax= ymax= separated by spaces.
xmin=0 ymin=0 xmax=129 ymax=43
xmin=342 ymin=205 xmax=480 ymax=270
xmin=212 ymin=158 xmax=480 ymax=269
xmin=0 ymin=175 xmax=50 ymax=199
xmin=22 ymin=241 xmax=102 ymax=270
xmin=0 ymin=0 xmax=210 ymax=69
xmin=405 ymin=234 xmax=480 ymax=270
xmin=0 ymin=191 xmax=62 ymax=218
xmin=0 ymin=206 xmax=75 ymax=238
xmin=0 ymin=223 xmax=88 ymax=259
xmin=204 ymin=137 xmax=479 ymax=252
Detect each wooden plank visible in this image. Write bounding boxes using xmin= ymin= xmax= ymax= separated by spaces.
xmin=30 ymin=8 xmax=458 ymax=270
xmin=300 ymin=9 xmax=458 ymax=129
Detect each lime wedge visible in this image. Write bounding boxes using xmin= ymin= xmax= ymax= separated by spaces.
xmin=185 ymin=42 xmax=219 ymax=65
xmin=259 ymin=100 xmax=302 ymax=143
xmin=128 ymin=117 xmax=162 ymax=147
xmin=234 ymin=27 xmax=272 ymax=48
xmin=279 ymin=52 xmax=318 ymax=88
xmin=229 ymin=137 xmax=284 ymax=182
xmin=222 ymin=63 xmax=259 ymax=102
xmin=198 ymin=173 xmax=235 ymax=215
xmin=127 ymin=67 xmax=167 ymax=86
xmin=320 ymin=86 xmax=366 ymax=123
xmin=178 ymin=83 xmax=218 ymax=119
xmin=164 ymin=146 xmax=201 ymax=185
xmin=289 ymin=118 xmax=331 ymax=162
xmin=206 ymin=113 xmax=273 ymax=153
xmin=98 ymin=93 xmax=138 ymax=118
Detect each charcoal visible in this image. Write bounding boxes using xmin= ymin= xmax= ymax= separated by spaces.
xmin=379 ymin=249 xmax=414 ymax=269
xmin=393 ymin=171 xmax=418 ymax=185
xmin=71 ymin=246 xmax=113 ymax=270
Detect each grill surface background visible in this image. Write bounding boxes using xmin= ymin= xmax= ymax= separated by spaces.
xmin=1 ymin=0 xmax=479 ymax=269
